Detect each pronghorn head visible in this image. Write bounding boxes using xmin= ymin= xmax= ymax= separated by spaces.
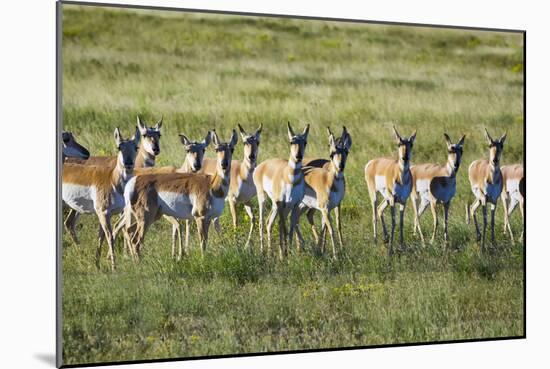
xmin=238 ymin=123 xmax=262 ymax=166
xmin=444 ymin=133 xmax=465 ymax=172
xmin=114 ymin=126 xmax=141 ymax=172
xmin=179 ymin=131 xmax=211 ymax=172
xmin=62 ymin=131 xmax=90 ymax=160
xmin=211 ymin=129 xmax=238 ymax=176
xmin=393 ymin=126 xmax=416 ymax=163
xmin=484 ymin=128 xmax=506 ymax=166
xmin=137 ymin=115 xmax=162 ymax=156
xmin=328 ymin=126 xmax=352 ymax=173
xmin=287 ymin=122 xmax=310 ymax=163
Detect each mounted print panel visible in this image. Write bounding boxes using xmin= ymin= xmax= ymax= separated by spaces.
xmin=57 ymin=1 xmax=525 ymax=367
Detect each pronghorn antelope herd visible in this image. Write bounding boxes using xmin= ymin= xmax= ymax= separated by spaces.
xmin=61 ymin=119 xmax=524 ymax=270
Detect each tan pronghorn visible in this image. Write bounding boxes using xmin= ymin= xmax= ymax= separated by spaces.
xmin=123 ymin=130 xmax=237 ymax=257
xmin=364 ymin=126 xmax=416 ymax=256
xmin=64 ymin=116 xmax=162 ymax=244
xmin=202 ymin=123 xmax=262 ymax=248
xmin=467 ymin=128 xmax=506 ymax=251
xmin=114 ymin=131 xmax=212 ymax=260
xmin=253 ymin=122 xmax=310 ymax=259
xmin=66 ymin=115 xmax=162 ymax=167
xmin=62 ymin=131 xmax=90 ymax=161
xmin=294 ymin=127 xmax=352 ymax=259
xmin=167 ymin=131 xmax=212 ymax=258
xmin=500 ymin=163 xmax=524 ymax=242
xmin=410 ymin=133 xmax=465 ymax=246
xmin=62 ymin=127 xmax=141 ymax=270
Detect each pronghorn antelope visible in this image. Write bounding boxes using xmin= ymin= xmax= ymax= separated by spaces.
xmin=62 ymin=131 xmax=90 ymax=161
xmin=364 ymin=126 xmax=416 ymax=256
xmin=253 ymin=122 xmax=310 ymax=259
xmin=500 ymin=163 xmax=524 ymax=242
xmin=467 ymin=128 xmax=506 ymax=251
xmin=114 ymin=131 xmax=212 ymax=260
xmin=123 ymin=130 xmax=237 ymax=257
xmin=66 ymin=115 xmax=162 ymax=167
xmin=64 ymin=116 xmax=162 ymax=244
xmin=294 ymin=127 xmax=352 ymax=258
xmin=62 ymin=127 xmax=141 ymax=270
xmin=410 ymin=133 xmax=465 ymax=245
xmin=202 ymin=123 xmax=262 ymax=248
xmin=166 ymin=131 xmax=212 ymax=258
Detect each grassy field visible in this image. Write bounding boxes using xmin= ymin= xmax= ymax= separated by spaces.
xmin=61 ymin=4 xmax=524 ymax=366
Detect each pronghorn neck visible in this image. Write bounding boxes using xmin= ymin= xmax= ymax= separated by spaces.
xmin=329 ymin=161 xmax=344 ymax=180
xmin=398 ymin=157 xmax=410 ymax=172
xmin=288 ymin=158 xmax=302 ymax=172
xmin=112 ymin=159 xmax=133 ymax=194
xmin=487 ymin=160 xmax=500 ymax=184
xmin=242 ymin=155 xmax=255 ymax=172
xmin=136 ymin=145 xmax=156 ymax=168
xmin=210 ymin=169 xmax=230 ymax=198
xmin=446 ymin=157 xmax=456 ymax=177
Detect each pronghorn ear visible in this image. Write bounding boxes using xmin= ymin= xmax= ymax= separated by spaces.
xmin=133 ymin=126 xmax=141 ymax=145
xmin=443 ymin=133 xmax=452 ymax=147
xmin=409 ymin=130 xmax=417 ymax=144
xmin=393 ymin=125 xmax=402 ymax=143
xmin=343 ymin=127 xmax=352 ymax=150
xmin=230 ymin=129 xmax=239 ymax=148
xmin=500 ymin=132 xmax=507 ymax=144
xmin=484 ymin=128 xmax=494 ymax=145
xmin=179 ymin=134 xmax=191 ymax=146
xmin=255 ymin=123 xmax=263 ymax=139
xmin=302 ymin=124 xmax=310 ymax=138
xmin=327 ymin=127 xmax=335 ymax=147
xmin=237 ymin=123 xmax=247 ymax=141
xmin=203 ymin=131 xmax=212 ymax=147
xmin=287 ymin=121 xmax=295 ymax=140
xmin=211 ymin=130 xmax=220 ymax=146
xmin=457 ymin=134 xmax=466 ymax=147
xmin=155 ymin=116 xmax=163 ymax=131
xmin=114 ymin=127 xmax=122 ymax=146
xmin=137 ymin=115 xmax=147 ymax=135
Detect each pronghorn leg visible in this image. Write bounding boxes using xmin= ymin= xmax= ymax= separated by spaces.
xmin=243 ymin=203 xmax=255 ymax=249
xmin=185 ymin=220 xmax=190 ymax=253
xmin=334 ymin=205 xmax=344 ymax=249
xmin=490 ymin=203 xmax=496 ymax=245
xmin=228 ymin=198 xmax=238 ymax=230
xmin=398 ymin=203 xmax=405 ymax=250
xmin=214 ymin=218 xmax=222 ymax=236
xmin=501 ymin=192 xmax=510 ymax=235
xmin=288 ymin=205 xmax=301 ymax=252
xmin=430 ymin=200 xmax=438 ymax=244
xmin=266 ymin=202 xmax=278 ymax=255
xmin=320 ymin=217 xmax=327 ymax=254
xmin=470 ymin=199 xmax=481 ymax=241
xmin=507 ymin=197 xmax=519 ymax=242
xmin=96 ymin=210 xmax=115 ymax=271
xmin=519 ymin=196 xmax=525 ymax=243
xmin=481 ymin=202 xmax=488 ymax=252
xmin=95 ymin=225 xmax=105 ymax=269
xmin=416 ymin=198 xmax=429 ymax=245
xmin=195 ymin=217 xmax=206 ymax=256
xmin=277 ymin=203 xmax=286 ymax=260
xmin=410 ymin=194 xmax=419 ymax=236
xmin=370 ymin=194 xmax=378 ymax=242
xmin=64 ymin=209 xmax=80 ymax=245
xmin=164 ymin=216 xmax=182 ymax=260
xmin=321 ymin=208 xmax=337 ymax=259
xmin=306 ymin=208 xmax=320 ymax=245
xmin=258 ymin=195 xmax=265 ymax=252
xmin=389 ymin=204 xmax=396 ymax=256
xmin=377 ymin=199 xmax=389 ymax=243
xmin=443 ymin=201 xmax=450 ymax=247
xmin=293 ymin=206 xmax=307 ymax=250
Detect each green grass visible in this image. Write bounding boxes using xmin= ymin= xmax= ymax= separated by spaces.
xmin=61 ymin=4 xmax=524 ymax=366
